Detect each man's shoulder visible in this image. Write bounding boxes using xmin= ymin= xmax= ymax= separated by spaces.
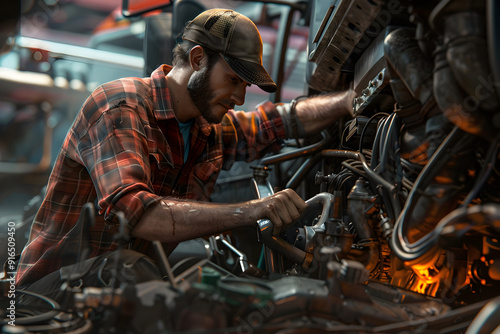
xmin=96 ymin=76 xmax=152 ymax=104
xmin=84 ymin=77 xmax=153 ymax=113
xmin=76 ymin=76 xmax=154 ymax=130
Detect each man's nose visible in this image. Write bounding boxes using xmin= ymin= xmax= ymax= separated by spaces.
xmin=231 ymin=83 xmax=247 ymax=106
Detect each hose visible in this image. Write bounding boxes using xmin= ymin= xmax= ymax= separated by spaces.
xmin=461 ymin=135 xmax=500 ymax=208
xmin=2 ymin=289 xmax=61 ymax=326
xmin=390 ymin=127 xmax=477 ymax=261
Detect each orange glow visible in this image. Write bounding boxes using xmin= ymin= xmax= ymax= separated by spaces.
xmin=412 ymin=264 xmax=439 ymax=284
xmin=408 ymin=259 xmax=443 ymax=297
xmin=415 ymin=280 xmax=428 ymax=294
xmin=409 ymin=276 xmax=440 ymax=297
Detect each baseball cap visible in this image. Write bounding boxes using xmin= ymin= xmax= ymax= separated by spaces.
xmin=182 ymin=8 xmax=277 ymax=93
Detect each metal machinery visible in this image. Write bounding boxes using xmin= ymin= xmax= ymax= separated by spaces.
xmin=2 ymin=0 xmax=500 ymax=333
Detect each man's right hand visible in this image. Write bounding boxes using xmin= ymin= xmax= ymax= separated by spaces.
xmin=249 ymin=188 xmax=308 ymax=237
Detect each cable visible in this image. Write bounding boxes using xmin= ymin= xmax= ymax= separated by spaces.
xmin=379 ymin=113 xmax=398 ymax=175
xmin=359 ymin=112 xmax=389 ymax=157
xmin=390 ymin=127 xmax=478 ymax=261
xmin=392 ymin=128 xmax=459 ymax=256
xmin=2 ymin=289 xmax=60 ymax=326
xmin=320 ymin=149 xmax=396 ymax=194
xmin=340 ymin=117 xmax=403 ymax=221
xmin=341 ymin=161 xmax=365 ymax=177
xmin=461 ymin=135 xmax=500 ymax=208
xmin=375 ymin=116 xmax=391 ymax=171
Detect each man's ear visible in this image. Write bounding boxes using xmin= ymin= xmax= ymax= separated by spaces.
xmin=189 ymin=45 xmax=205 ymax=71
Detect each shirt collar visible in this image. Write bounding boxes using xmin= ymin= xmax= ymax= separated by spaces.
xmin=150 ymin=64 xmax=213 ymax=136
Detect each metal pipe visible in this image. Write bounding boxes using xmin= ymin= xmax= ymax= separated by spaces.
xmin=285 ymin=153 xmax=322 ymax=190
xmin=347 ymin=179 xmax=380 ymax=272
xmin=251 ymin=166 xmax=274 ymax=198
xmin=152 ymin=240 xmax=178 ymax=289
xmin=320 ymin=149 xmax=396 ymax=193
xmin=258 ymin=193 xmax=334 ymax=267
xmin=261 ymin=131 xmax=330 ymax=166
xmin=320 ymin=149 xmax=359 ymax=161
xmin=221 ymin=238 xmax=249 ymax=273
xmin=465 ymin=296 xmax=500 ymax=334
xmin=308 ymin=192 xmax=335 ymax=228
xmin=258 ymin=219 xmax=310 ymax=266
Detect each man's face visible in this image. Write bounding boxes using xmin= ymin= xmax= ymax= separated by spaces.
xmin=187 ymin=56 xmax=249 ymax=124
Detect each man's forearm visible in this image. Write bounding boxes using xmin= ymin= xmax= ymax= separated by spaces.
xmin=132 ymin=199 xmax=258 ymax=243
xmin=295 ymin=90 xmax=355 ymax=135
xmin=131 ymin=189 xmax=308 ymax=243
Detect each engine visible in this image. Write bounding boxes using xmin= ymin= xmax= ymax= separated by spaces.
xmin=303 ymin=0 xmax=500 ymax=303
xmin=185 ymin=0 xmax=500 ymax=331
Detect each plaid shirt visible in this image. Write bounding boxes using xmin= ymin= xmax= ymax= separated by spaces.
xmin=16 ymin=64 xmax=286 ymax=287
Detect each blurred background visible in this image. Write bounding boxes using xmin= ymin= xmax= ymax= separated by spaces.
xmin=0 ymin=0 xmax=311 ymax=260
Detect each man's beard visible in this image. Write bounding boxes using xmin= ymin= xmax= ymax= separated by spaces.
xmin=187 ymin=66 xmax=222 ymax=124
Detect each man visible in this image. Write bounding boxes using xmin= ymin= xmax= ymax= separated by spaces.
xmin=16 ymin=9 xmax=353 ymax=292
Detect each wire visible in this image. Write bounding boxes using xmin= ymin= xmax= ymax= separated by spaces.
xmin=379 ymin=113 xmax=401 ymax=178
xmin=370 ymin=120 xmax=383 ymax=170
xmin=359 ymin=112 xmax=389 ymax=157
xmin=374 ymin=116 xmax=391 ymax=171
xmin=2 ymin=289 xmax=61 ymax=326
xmin=400 ymin=158 xmax=424 ymax=175
xmin=320 ymin=149 xmax=396 ymax=194
xmin=341 ymin=161 xmax=365 ymax=177
xmin=390 ymin=127 xmax=478 ymax=261
xmin=461 ymin=135 xmax=500 ymax=208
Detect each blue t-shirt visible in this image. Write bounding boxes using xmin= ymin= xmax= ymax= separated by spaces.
xmin=178 ymin=119 xmax=193 ymax=163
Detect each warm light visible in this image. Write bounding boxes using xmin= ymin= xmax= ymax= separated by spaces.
xmin=408 ymin=260 xmax=444 ymax=297
xmin=415 ymin=280 xmax=428 ymax=294
xmin=412 ymin=265 xmax=439 ymax=284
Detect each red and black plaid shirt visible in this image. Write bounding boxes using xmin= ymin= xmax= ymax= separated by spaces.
xmin=16 ymin=65 xmax=286 ymax=287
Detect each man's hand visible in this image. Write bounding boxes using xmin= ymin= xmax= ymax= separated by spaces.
xmin=251 ymin=188 xmax=308 ymax=237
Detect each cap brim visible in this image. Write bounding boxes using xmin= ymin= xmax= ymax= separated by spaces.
xmin=221 ymin=54 xmax=277 ymax=93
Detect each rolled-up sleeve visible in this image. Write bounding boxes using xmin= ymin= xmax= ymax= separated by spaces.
xmin=222 ymin=101 xmax=286 ymax=168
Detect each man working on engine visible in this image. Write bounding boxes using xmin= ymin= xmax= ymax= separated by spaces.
xmin=16 ymin=9 xmax=353 ymax=294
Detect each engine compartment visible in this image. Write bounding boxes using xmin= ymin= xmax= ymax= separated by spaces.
xmin=168 ymin=0 xmax=500 ymax=331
